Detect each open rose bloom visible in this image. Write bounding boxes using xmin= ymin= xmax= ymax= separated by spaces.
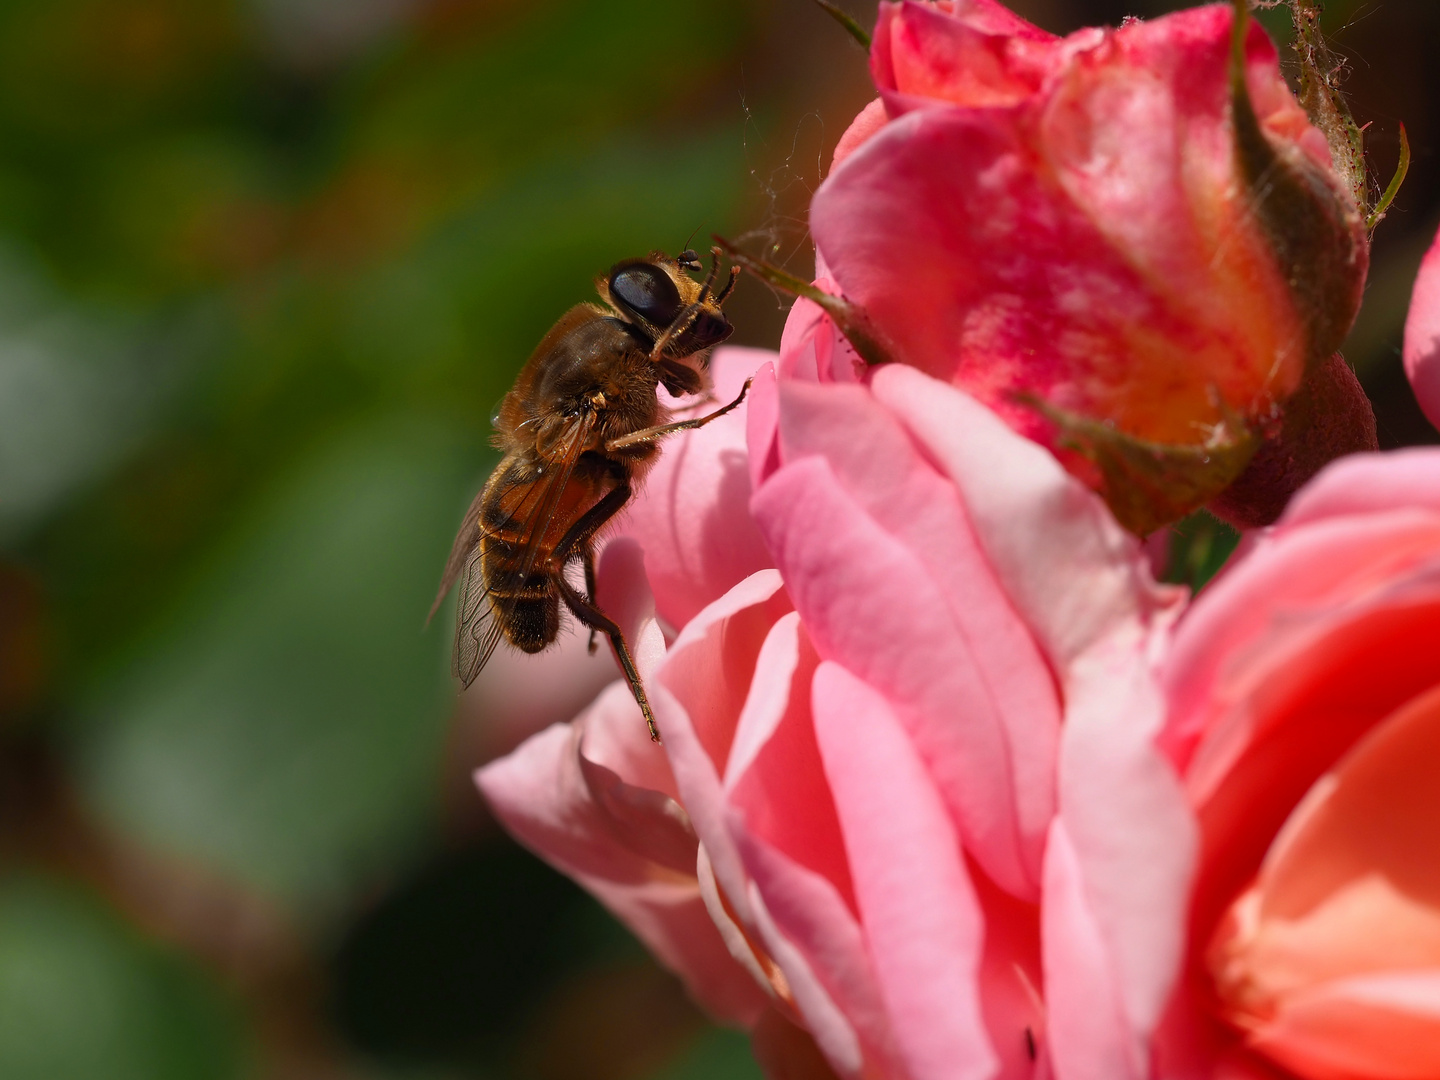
xmin=474 ymin=2 xmax=1440 ymax=1079
xmin=1156 ymin=448 xmax=1440 ymax=1080
xmin=483 ymin=346 xmax=1194 ymax=1078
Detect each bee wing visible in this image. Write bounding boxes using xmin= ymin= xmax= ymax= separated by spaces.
xmin=428 ymin=485 xmax=489 ymax=625
xmin=452 ymin=541 xmax=507 ymax=686
xmin=508 ymin=410 xmax=596 ymax=588
xmin=451 ymin=411 xmax=597 ymax=689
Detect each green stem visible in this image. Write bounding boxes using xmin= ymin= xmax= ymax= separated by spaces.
xmin=1366 ymin=123 xmax=1410 ymax=231
xmin=812 ymin=0 xmax=871 ymax=49
xmin=712 ymin=236 xmax=896 ymax=368
xmin=1230 ymin=0 xmax=1249 ymax=100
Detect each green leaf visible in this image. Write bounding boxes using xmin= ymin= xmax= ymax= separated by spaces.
xmin=0 ymin=874 xmax=247 ymax=1080
xmin=1161 ymin=511 xmax=1242 ymax=592
xmin=71 ymin=417 xmax=480 ymax=913
xmin=645 ymin=1028 xmax=763 ymax=1080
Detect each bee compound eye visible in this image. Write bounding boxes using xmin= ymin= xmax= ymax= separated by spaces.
xmin=609 ymin=262 xmax=683 ymax=327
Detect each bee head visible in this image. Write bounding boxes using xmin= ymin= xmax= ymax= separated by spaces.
xmin=603 ymin=251 xmax=734 ymax=358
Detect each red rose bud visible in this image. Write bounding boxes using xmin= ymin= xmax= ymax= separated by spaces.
xmin=1209 ymin=353 xmax=1378 ymax=530
xmin=809 ymin=1 xmax=1371 ymax=534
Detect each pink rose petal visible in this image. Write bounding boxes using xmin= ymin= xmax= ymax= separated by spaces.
xmin=774 ymin=377 xmax=1061 ymax=891
xmin=1207 ymin=687 xmax=1440 ymax=1080
xmin=1277 ymin=448 xmax=1440 ymax=530
xmin=1403 ymin=225 xmax=1440 ymax=431
xmin=1056 ymin=633 xmax=1196 ymax=1045
xmin=872 ymin=0 xmax=1058 ymax=113
xmin=651 ymin=570 xmax=794 ymax=925
xmin=733 ymin=835 xmax=892 ymax=1079
xmin=970 ymin=870 xmax=1047 ymax=1078
xmin=1042 ymin=820 xmax=1143 ymax=1080
xmin=752 ymin=452 xmax=1035 ymax=897
xmin=1164 ymin=515 xmax=1440 ymax=775
xmin=814 ymin=6 xmax=1342 ymax=454
xmin=871 ymin=366 xmax=1181 ymax=668
xmin=476 ymin=687 xmax=767 ymax=1025
xmin=812 ymin=660 xmax=997 ymax=1080
xmin=613 ymin=347 xmax=775 ymax=630
xmin=746 ymin=360 xmax=782 ymax=491
xmin=1252 ymin=973 xmax=1440 ymax=1080
xmin=832 ymin=97 xmax=888 ymax=168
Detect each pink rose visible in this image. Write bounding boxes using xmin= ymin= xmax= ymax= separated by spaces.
xmin=810 ymin=1 xmax=1370 ymax=529
xmin=1145 ymin=449 xmax=1440 ymax=1079
xmin=1404 ymin=223 xmax=1440 ymax=433
xmin=480 ymin=337 xmax=1190 ymax=1076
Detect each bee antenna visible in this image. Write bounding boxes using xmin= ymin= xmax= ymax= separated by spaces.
xmin=677 ymin=227 xmax=705 ymax=273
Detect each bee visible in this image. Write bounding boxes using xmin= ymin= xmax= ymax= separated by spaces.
xmin=432 ymin=246 xmax=749 ymax=742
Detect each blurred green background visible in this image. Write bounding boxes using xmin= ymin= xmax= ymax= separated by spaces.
xmin=0 ymin=0 xmax=1435 ymax=1077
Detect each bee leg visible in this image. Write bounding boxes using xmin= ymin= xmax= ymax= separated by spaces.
xmin=702 ymin=245 xmax=739 ymax=307
xmin=581 ymin=546 xmax=599 ymax=656
xmin=713 ymin=263 xmax=740 ymax=305
xmin=552 ymin=473 xmax=633 ymax=567
xmin=648 ymin=248 xmax=738 ymax=363
xmin=696 ymin=246 xmax=722 ymax=301
xmin=556 ymin=575 xmax=661 ymax=742
xmin=656 ymin=358 xmax=705 ymax=398
xmin=647 ymin=302 xmax=703 ymax=362
xmin=605 ymin=377 xmax=753 ymax=452
xmin=551 ymin=477 xmax=661 ymax=740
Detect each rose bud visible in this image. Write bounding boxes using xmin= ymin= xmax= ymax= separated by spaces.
xmin=808 ymin=0 xmax=1372 ymax=533
xmin=1207 ymin=352 xmax=1378 ymax=530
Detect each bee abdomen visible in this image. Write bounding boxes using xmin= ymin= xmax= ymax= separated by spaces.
xmin=493 ymin=593 xmax=559 ymax=653
xmin=480 ymin=537 xmax=561 ymax=653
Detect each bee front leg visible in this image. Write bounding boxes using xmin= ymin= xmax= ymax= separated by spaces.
xmin=647 ymin=301 xmax=702 ymax=362
xmin=713 ymin=263 xmax=740 ymax=305
xmin=605 ymin=377 xmax=753 ymax=452
xmin=701 ymin=245 xmax=739 ymax=306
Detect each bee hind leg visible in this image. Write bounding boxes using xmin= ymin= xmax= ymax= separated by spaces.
xmin=551 ymin=476 xmax=655 ymax=736
xmin=581 ymin=546 xmax=599 ymax=656
xmin=556 ymin=575 xmax=660 ymax=742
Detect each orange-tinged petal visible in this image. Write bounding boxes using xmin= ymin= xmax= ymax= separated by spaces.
xmin=1255 ymin=682 xmax=1440 ymax=933
xmin=1209 ymin=683 xmax=1440 ymax=1078
xmin=1253 ymin=973 xmax=1440 ymax=1080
